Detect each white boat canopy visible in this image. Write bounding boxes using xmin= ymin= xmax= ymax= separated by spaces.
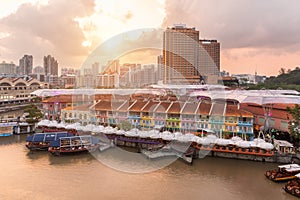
xmin=278 ymin=164 xmax=300 ymax=169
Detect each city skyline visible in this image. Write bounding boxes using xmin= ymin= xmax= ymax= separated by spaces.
xmin=0 ymin=0 xmax=300 ymax=76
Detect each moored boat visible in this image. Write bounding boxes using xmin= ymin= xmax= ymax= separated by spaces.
xmin=0 ymin=122 xmax=17 ymax=137
xmin=26 ymin=132 xmax=72 ymax=150
xmin=48 ymin=135 xmax=100 ymax=156
xmin=283 ymin=173 xmax=300 ymax=197
xmin=265 ymin=164 xmax=300 ymax=182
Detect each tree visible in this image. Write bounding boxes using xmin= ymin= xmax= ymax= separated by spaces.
xmin=287 ymin=105 xmax=300 ymax=145
xmin=287 ymin=104 xmax=300 ymax=126
xmin=23 ymin=104 xmax=43 ymax=122
xmin=279 ymin=68 xmax=286 ymax=75
xmin=117 ymin=121 xmax=133 ymax=131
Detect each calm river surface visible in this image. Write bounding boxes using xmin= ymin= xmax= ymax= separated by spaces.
xmin=0 ymin=135 xmax=298 ymax=200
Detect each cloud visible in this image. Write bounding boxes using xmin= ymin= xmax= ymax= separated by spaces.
xmin=163 ymin=0 xmax=300 ymax=50
xmin=0 ymin=0 xmax=95 ymax=66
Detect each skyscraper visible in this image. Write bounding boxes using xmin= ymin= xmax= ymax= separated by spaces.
xmin=43 ymin=55 xmax=58 ymax=76
xmin=162 ymin=24 xmax=220 ymax=84
xmin=199 ymin=39 xmax=220 ymax=75
xmin=163 ymin=24 xmax=200 ymax=84
xmin=19 ymin=55 xmax=33 ymax=75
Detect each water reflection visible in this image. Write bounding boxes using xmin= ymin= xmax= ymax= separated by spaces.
xmin=0 ymin=134 xmax=27 ymax=145
xmin=48 ymin=153 xmax=95 ymax=166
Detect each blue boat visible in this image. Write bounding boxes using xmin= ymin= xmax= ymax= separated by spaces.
xmin=0 ymin=122 xmax=17 ymax=137
xmin=26 ymin=132 xmax=73 ymax=150
xmin=48 ymin=135 xmax=100 ymax=156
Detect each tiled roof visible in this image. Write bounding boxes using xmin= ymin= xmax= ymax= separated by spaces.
xmin=42 ymin=95 xmax=73 ymax=103
xmin=210 ymin=103 xmax=225 ymax=115
xmin=225 ymin=105 xmax=239 ymax=116
xmin=167 ymin=101 xmax=184 ymax=114
xmin=63 ymin=104 xmax=91 ymax=111
xmin=118 ymin=100 xmax=135 ymax=112
xmin=241 ymin=104 xmax=292 ymax=120
xmin=198 ymin=102 xmax=212 ymax=115
xmin=142 ymin=101 xmax=160 ymax=112
xmin=155 ymin=102 xmax=171 ymax=113
xmin=111 ymin=101 xmax=126 ymax=111
xmin=93 ymin=100 xmax=113 ymax=111
xmin=181 ymin=102 xmax=199 ymax=114
xmin=129 ymin=101 xmax=148 ymax=112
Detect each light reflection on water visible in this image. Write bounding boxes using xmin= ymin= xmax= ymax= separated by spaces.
xmin=0 ymin=135 xmax=298 ymax=200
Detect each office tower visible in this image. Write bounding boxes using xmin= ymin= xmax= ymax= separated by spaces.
xmin=199 ymin=39 xmax=220 ymax=75
xmin=162 ymin=24 xmax=200 ymax=84
xmin=162 ymin=24 xmax=220 ymax=84
xmin=19 ymin=55 xmax=33 ymax=75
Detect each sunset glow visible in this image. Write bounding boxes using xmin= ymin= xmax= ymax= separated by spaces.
xmin=0 ymin=0 xmax=299 ymax=76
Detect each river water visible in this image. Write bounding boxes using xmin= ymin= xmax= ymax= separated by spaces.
xmin=0 ymin=135 xmax=297 ymax=200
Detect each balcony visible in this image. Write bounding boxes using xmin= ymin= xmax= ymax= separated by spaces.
xmin=209 ymin=120 xmax=224 ymax=124
xmin=128 ymin=115 xmax=140 ymax=120
xmin=238 ymin=121 xmax=253 ymax=126
xmin=167 ymin=117 xmax=180 ymax=122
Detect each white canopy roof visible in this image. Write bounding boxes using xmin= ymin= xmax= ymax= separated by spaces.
xmin=31 ymin=88 xmax=165 ymax=97
xmin=190 ymin=90 xmax=300 ymax=105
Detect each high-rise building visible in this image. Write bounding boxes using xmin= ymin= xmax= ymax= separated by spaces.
xmin=199 ymin=39 xmax=220 ymax=74
xmin=19 ymin=55 xmax=33 ymax=75
xmin=33 ymin=66 xmax=44 ymax=74
xmin=0 ymin=61 xmax=16 ymax=75
xmin=163 ymin=24 xmax=200 ymax=84
xmin=44 ymin=55 xmax=58 ymax=76
xmin=157 ymin=55 xmax=163 ymax=81
xmin=162 ymin=24 xmax=220 ymax=84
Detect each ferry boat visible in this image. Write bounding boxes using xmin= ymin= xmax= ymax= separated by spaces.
xmin=265 ymin=164 xmax=300 ymax=182
xmin=26 ymin=132 xmax=73 ymax=150
xmin=0 ymin=122 xmax=17 ymax=137
xmin=283 ymin=173 xmax=300 ymax=197
xmin=48 ymin=135 xmax=100 ymax=156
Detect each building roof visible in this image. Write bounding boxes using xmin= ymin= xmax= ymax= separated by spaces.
xmin=93 ymin=100 xmax=113 ymax=111
xmin=142 ymin=101 xmax=160 ymax=113
xmin=42 ymin=95 xmax=73 ymax=103
xmin=155 ymin=102 xmax=172 ymax=113
xmin=129 ymin=101 xmax=148 ymax=112
xmin=198 ymin=102 xmax=211 ymax=115
xmin=181 ymin=102 xmax=199 ymax=114
xmin=167 ymin=101 xmax=184 ymax=114
xmin=241 ymin=104 xmax=292 ymax=120
xmin=118 ymin=100 xmax=135 ymax=112
xmin=63 ymin=104 xmax=91 ymax=111
xmin=210 ymin=103 xmax=225 ymax=116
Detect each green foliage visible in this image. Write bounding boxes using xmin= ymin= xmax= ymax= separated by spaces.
xmin=265 ymin=67 xmax=300 ymax=85
xmin=117 ymin=121 xmax=133 ymax=131
xmin=23 ymin=104 xmax=43 ymax=120
xmin=287 ymin=104 xmax=300 ymax=125
xmin=247 ymin=67 xmax=300 ymax=91
xmin=287 ymin=105 xmax=300 ymax=138
xmin=248 ymin=84 xmax=300 ymax=91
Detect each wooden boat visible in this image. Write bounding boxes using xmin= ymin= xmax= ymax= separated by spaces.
xmin=283 ymin=173 xmax=300 ymax=197
xmin=265 ymin=164 xmax=300 ymax=182
xmin=48 ymin=135 xmax=100 ymax=156
xmin=26 ymin=132 xmax=72 ymax=150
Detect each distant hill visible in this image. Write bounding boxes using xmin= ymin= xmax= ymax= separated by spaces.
xmin=265 ymin=67 xmax=300 ymax=85
xmin=248 ymin=67 xmax=300 ymax=91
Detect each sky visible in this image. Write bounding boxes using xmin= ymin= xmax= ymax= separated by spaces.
xmin=0 ymin=0 xmax=300 ymax=76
